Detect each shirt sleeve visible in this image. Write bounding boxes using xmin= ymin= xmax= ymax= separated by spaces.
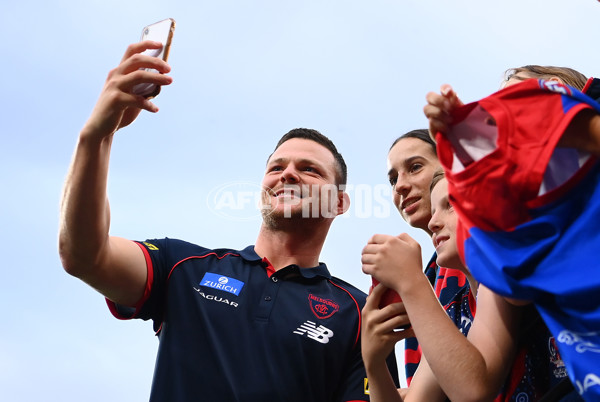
xmin=105 ymin=238 xmax=173 ymax=332
xmin=336 ymin=340 xmax=400 ymax=401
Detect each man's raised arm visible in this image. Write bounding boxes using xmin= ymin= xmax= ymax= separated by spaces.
xmin=58 ymin=41 xmax=172 ymax=307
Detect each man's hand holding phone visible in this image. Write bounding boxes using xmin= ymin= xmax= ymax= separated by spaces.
xmin=82 ymin=41 xmax=173 ymax=141
xmin=82 ymin=19 xmax=175 ymax=141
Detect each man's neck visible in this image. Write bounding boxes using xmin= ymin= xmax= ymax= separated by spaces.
xmin=254 ymin=223 xmax=329 ymax=270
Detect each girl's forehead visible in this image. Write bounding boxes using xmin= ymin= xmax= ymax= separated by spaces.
xmin=431 ymin=178 xmax=448 ymax=201
xmin=390 ymin=137 xmax=434 ymax=156
xmin=387 ymin=138 xmax=437 ymax=169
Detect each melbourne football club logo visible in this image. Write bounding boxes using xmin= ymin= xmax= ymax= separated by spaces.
xmin=540 ymin=79 xmax=572 ymax=96
xmin=308 ymin=294 xmax=339 ymax=319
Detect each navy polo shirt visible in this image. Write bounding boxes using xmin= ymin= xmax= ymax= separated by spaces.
xmin=107 ymin=238 xmax=398 ymax=401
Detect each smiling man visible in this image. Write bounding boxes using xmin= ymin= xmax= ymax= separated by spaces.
xmin=58 ymin=40 xmax=398 ymax=402
xmin=261 ymin=133 xmax=348 ymax=224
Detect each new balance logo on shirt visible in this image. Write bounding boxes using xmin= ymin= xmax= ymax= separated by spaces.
xmin=293 ymin=321 xmax=334 ymax=344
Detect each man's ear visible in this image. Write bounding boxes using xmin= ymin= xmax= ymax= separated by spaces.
xmin=336 ymin=191 xmax=351 ymax=216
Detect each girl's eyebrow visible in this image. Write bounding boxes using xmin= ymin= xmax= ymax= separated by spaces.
xmin=404 ymin=155 xmax=425 ymax=164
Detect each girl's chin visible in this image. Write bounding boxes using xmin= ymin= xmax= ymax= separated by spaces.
xmin=404 ymin=213 xmax=430 ymax=231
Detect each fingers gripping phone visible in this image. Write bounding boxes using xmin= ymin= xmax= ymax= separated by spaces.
xmin=131 ymin=18 xmax=175 ymax=99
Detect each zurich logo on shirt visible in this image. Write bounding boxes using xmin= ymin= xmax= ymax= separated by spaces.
xmin=200 ymin=272 xmax=245 ymax=296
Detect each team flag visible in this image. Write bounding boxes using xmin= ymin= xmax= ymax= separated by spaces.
xmin=435 ymin=79 xmax=600 ymax=400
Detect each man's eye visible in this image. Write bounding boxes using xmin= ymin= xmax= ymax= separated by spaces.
xmin=389 ymin=177 xmax=397 ymax=186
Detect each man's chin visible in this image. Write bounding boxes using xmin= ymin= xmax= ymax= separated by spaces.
xmin=262 ymin=207 xmax=303 ymax=220
xmin=262 ymin=204 xmax=328 ymax=227
xmin=262 ymin=211 xmax=296 ymax=231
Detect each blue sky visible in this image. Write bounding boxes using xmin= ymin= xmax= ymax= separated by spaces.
xmin=2 ymin=1 xmax=599 ymax=400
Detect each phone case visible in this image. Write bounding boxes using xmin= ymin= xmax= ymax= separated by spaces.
xmin=131 ymin=18 xmax=176 ymax=98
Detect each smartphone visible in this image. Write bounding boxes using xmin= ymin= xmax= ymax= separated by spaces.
xmin=370 ymin=277 xmax=410 ymax=330
xmin=370 ymin=277 xmax=402 ymax=308
xmin=131 ymin=18 xmax=176 ymax=98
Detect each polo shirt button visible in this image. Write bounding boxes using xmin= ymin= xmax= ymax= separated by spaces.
xmin=265 ymin=296 xmax=272 ymax=301
xmin=271 ymin=277 xmax=278 ymax=283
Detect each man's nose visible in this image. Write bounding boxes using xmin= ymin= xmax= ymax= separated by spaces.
xmin=280 ymin=166 xmax=299 ymax=183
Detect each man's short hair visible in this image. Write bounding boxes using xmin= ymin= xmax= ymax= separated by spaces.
xmin=270 ymin=128 xmax=348 ymax=186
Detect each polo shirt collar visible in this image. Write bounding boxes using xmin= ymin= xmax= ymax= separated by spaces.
xmin=239 ymin=245 xmax=263 ymax=262
xmin=239 ymin=245 xmax=332 ymax=279
xmin=285 ymin=263 xmax=331 ymax=279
